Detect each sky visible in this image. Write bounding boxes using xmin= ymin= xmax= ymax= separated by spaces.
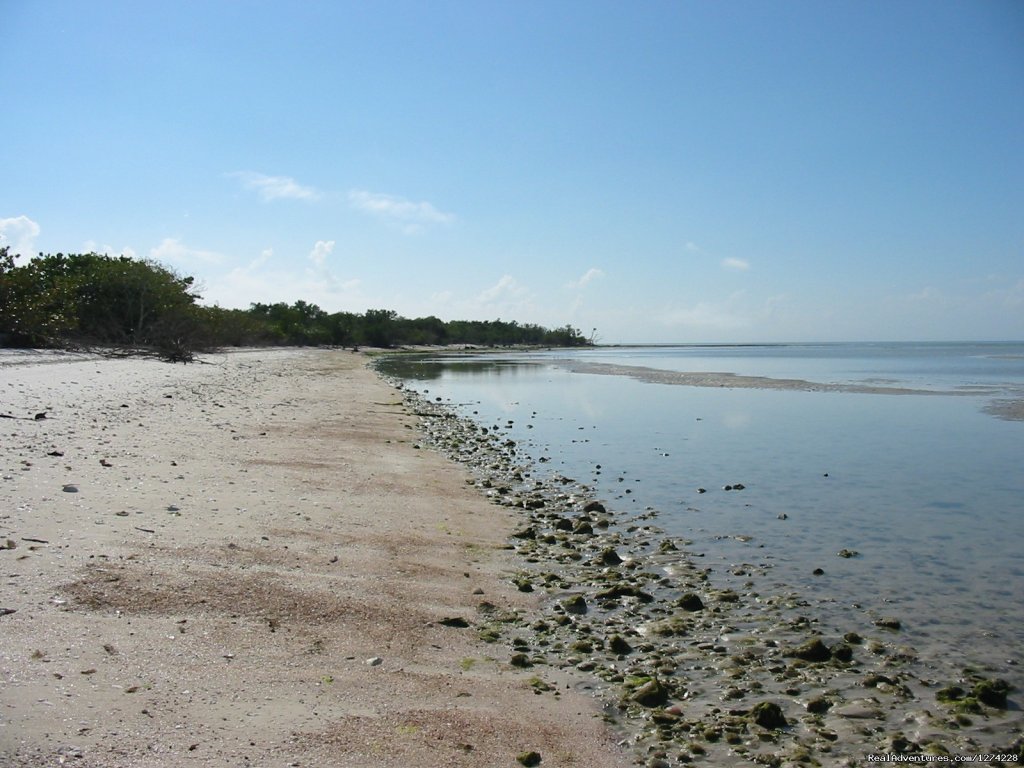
xmin=1 ymin=1 xmax=1022 ymax=343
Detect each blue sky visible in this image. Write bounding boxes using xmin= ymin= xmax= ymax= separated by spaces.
xmin=2 ymin=1 xmax=1022 ymax=343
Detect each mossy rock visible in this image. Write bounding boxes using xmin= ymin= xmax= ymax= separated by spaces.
xmin=596 ymin=547 xmax=623 ymax=565
xmin=751 ymin=701 xmax=788 ymax=729
xmin=630 ymin=677 xmax=669 ymax=707
xmin=676 ymin=593 xmax=705 ymax=612
xmin=786 ymin=638 xmax=831 ymax=663
xmin=595 ymin=583 xmax=654 ymax=602
xmin=806 ymin=696 xmax=832 ymax=714
xmin=517 ymin=750 xmax=542 ymax=766
xmin=608 ymin=634 xmax=633 ymax=655
xmin=973 ymin=678 xmax=1011 ymax=709
xmin=561 ymin=595 xmax=588 ymax=615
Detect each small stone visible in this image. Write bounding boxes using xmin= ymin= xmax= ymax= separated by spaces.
xmin=517 ymin=751 xmax=542 ymax=767
xmin=583 ymin=500 xmax=606 ymax=513
xmin=62 ymin=484 xmax=78 ymax=493
xmin=509 ymin=653 xmax=533 ymax=668
xmin=438 ymin=617 xmax=470 ymax=628
xmin=366 ymin=657 xmax=383 ymax=666
xmin=837 ymin=548 xmax=859 ymax=558
xmin=874 ymin=617 xmax=902 ymax=630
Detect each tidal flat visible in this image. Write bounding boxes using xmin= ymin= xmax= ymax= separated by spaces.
xmin=380 ymin=343 xmax=1024 ymax=765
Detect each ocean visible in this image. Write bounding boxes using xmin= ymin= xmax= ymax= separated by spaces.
xmin=378 ymin=341 xmax=1024 ymax=693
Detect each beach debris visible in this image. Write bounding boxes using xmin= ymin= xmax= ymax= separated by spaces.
xmin=62 ymin=484 xmax=78 ymax=493
xmin=366 ymin=656 xmax=383 ymax=666
xmin=837 ymin=548 xmax=859 ymax=558
xmin=34 ymin=412 xmax=47 ymax=420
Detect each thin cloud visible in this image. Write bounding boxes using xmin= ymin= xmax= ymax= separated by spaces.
xmin=569 ymin=267 xmax=605 ymax=289
xmin=348 ymin=189 xmax=455 ymax=231
xmin=0 ymin=215 xmax=41 ymax=257
xmin=477 ymin=274 xmax=526 ymax=304
xmin=150 ymin=237 xmax=225 ymax=266
xmin=309 ymin=240 xmax=334 ymax=267
xmin=230 ymin=171 xmax=320 ymax=202
xmin=721 ymin=257 xmax=750 ymax=272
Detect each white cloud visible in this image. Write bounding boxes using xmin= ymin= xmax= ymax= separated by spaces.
xmin=721 ymin=257 xmax=750 ymax=272
xmin=230 ymin=171 xmax=320 ymax=202
xmin=477 ymin=274 xmax=527 ymax=304
xmin=309 ymin=240 xmax=334 ymax=267
xmin=348 ymin=189 xmax=455 ymax=232
xmin=0 ymin=215 xmax=41 ymax=257
xmin=150 ymin=237 xmax=225 ymax=266
xmin=568 ymin=267 xmax=605 ymax=289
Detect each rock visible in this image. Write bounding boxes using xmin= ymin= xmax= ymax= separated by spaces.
xmin=831 ymin=643 xmax=854 ymax=662
xmin=509 ymin=653 xmax=532 ymax=668
xmin=62 ymin=484 xmax=79 ymax=493
xmin=837 ymin=548 xmax=859 ymax=558
xmin=833 ymin=701 xmax=883 ymax=720
xmin=608 ymin=634 xmax=633 ymax=655
xmin=583 ymin=500 xmax=606 ymax=513
xmin=561 ymin=595 xmax=588 ymax=615
xmin=874 ymin=617 xmax=902 ymax=630
xmin=675 ymin=593 xmax=705 ymax=612
xmin=806 ymin=696 xmax=832 ymax=714
xmin=750 ymin=701 xmax=788 ymax=729
xmin=366 ymin=657 xmax=383 ymax=666
xmin=973 ymin=678 xmax=1010 ymax=709
xmin=630 ymin=678 xmax=669 ymax=707
xmin=812 ymin=567 xmax=825 ymax=575
xmin=438 ymin=617 xmax=470 ymax=628
xmin=595 ymin=584 xmax=653 ymax=603
xmin=517 ymin=751 xmax=542 ymax=767
xmin=597 ymin=548 xmax=622 ymax=566
xmin=787 ymin=638 xmax=832 ymax=662
xmin=571 ymin=520 xmax=593 ymax=535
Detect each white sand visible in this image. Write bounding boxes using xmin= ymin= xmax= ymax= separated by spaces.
xmin=0 ymin=349 xmax=629 ymax=767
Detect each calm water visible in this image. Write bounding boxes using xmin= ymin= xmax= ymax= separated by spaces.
xmin=379 ymin=342 xmax=1024 ymax=676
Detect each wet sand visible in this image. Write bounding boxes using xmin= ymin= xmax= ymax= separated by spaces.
xmin=0 ymin=349 xmax=629 ymax=767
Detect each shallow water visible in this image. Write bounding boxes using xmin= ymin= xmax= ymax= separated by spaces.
xmin=379 ymin=342 xmax=1024 ymax=686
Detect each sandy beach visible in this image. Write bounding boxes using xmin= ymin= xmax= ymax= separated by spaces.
xmin=0 ymin=349 xmax=630 ymax=767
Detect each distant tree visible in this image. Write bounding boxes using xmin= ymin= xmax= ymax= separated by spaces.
xmin=0 ymin=247 xmax=78 ymax=346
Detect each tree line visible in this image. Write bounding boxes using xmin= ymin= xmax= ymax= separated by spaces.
xmin=0 ymin=249 xmax=590 ymax=359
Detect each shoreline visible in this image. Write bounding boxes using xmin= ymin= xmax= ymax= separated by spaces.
xmin=0 ymin=348 xmax=630 ymax=767
xmin=381 ymin=358 xmax=1024 ymax=764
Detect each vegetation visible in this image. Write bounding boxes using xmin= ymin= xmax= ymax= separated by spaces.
xmin=0 ymin=248 xmax=590 ymax=359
